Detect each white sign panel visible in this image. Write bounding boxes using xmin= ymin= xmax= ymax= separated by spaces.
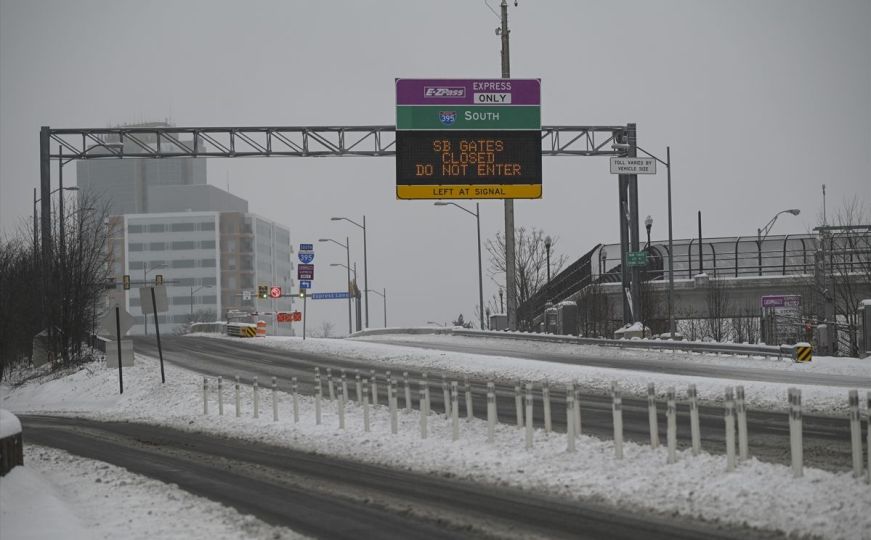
xmin=610 ymin=157 xmax=657 ymax=175
xmin=140 ymin=286 xmax=169 ymax=314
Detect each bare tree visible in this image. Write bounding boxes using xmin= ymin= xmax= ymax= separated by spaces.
xmin=703 ymin=272 xmax=732 ymax=342
xmin=486 ymin=226 xmax=567 ymax=328
xmin=577 ymin=281 xmax=613 ymax=337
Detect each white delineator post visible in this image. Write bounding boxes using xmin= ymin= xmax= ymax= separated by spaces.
xmin=542 ymin=381 xmax=552 ymax=433
xmin=451 ymin=381 xmax=459 ymax=441
xmin=218 ymin=376 xmax=224 ymax=416
xmin=442 ymin=375 xmax=450 ymax=419
xmin=363 ymin=379 xmax=370 ymax=433
xmin=253 ymin=377 xmax=259 ymax=419
xmin=422 ymin=372 xmax=430 ymax=417
xmin=666 ymin=387 xmax=677 ymax=464
xmin=203 ymin=377 xmax=208 ymax=415
xmin=525 ymin=383 xmax=534 ymax=450
xmin=486 ymin=382 xmax=496 ymax=443
xmin=292 ymin=377 xmax=299 ymax=423
xmin=566 ymin=385 xmax=576 ymax=453
xmin=389 ymin=377 xmax=398 ymax=435
xmin=341 ymin=371 xmax=348 ymax=404
xmin=315 ymin=375 xmax=322 ymax=425
xmin=647 ymin=383 xmax=659 ymax=448
xmin=612 ymin=383 xmax=624 ymax=460
xmin=464 ymin=377 xmax=474 ymax=420
xmin=725 ymin=394 xmax=736 ymax=472
xmin=573 ymin=382 xmax=581 ymax=436
xmin=404 ymin=372 xmax=411 ymax=412
xmin=272 ymin=376 xmax=278 ymax=422
xmin=688 ymin=384 xmax=701 ymax=455
xmin=338 ymin=384 xmax=346 ymax=430
xmin=736 ymin=385 xmax=748 ymax=460
xmin=315 ymin=367 xmax=322 ymax=399
xmin=327 ymin=368 xmax=335 ymax=401
xmin=848 ymin=389 xmax=862 ymax=478
xmin=788 ymin=387 xmax=803 ymax=478
xmin=235 ymin=375 xmax=241 ymax=418
xmin=514 ymin=384 xmax=523 ymax=427
xmin=355 ymin=372 xmax=362 ymax=402
xmin=418 ymin=381 xmax=427 ymax=439
xmin=370 ymin=369 xmax=378 ymax=406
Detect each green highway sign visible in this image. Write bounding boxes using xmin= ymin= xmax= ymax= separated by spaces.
xmin=627 ymin=251 xmax=648 ymax=267
xmin=396 ymin=105 xmax=541 ymax=130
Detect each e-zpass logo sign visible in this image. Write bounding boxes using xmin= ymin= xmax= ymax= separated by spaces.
xmin=424 ymin=86 xmax=465 ymax=98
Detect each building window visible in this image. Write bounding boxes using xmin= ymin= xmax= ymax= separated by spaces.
xmin=173 ymin=259 xmax=195 ymax=269
xmin=202 ymin=295 xmax=217 ymax=305
xmin=129 ymin=243 xmax=144 ymax=252
xmin=200 ymin=222 xmax=215 ymax=231
xmin=202 ymin=277 xmax=217 ymax=286
xmin=129 ymin=261 xmax=145 ymax=270
xmin=241 ymin=275 xmax=254 ymax=288
xmin=177 ymin=277 xmax=195 ymax=287
xmin=128 ymin=225 xmax=144 ymax=234
xmin=200 ymin=258 xmax=216 ymax=268
xmin=200 ymin=240 xmax=215 ymax=249
xmin=172 ymin=241 xmax=195 ymax=250
xmin=148 ymin=224 xmax=165 ymax=233
xmin=171 ymin=222 xmax=195 ymax=232
xmin=150 ymin=242 xmax=165 ymax=251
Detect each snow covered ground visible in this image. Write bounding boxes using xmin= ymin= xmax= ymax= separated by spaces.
xmin=194 ymin=333 xmax=869 ymax=415
xmin=3 ymin=342 xmax=870 ymax=540
xmin=0 ymin=444 xmax=306 ymax=540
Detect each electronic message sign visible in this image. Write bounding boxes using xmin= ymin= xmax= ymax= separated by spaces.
xmin=395 ymin=78 xmax=541 ymax=200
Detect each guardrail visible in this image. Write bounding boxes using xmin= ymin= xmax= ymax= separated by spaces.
xmin=352 ymin=327 xmax=795 ymax=360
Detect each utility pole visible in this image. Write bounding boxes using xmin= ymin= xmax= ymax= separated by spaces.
xmin=627 ymin=125 xmax=641 ymax=325
xmin=500 ymin=0 xmax=517 ymax=331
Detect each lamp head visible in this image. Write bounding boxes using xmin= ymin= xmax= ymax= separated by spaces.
xmin=787 ymin=209 xmax=801 ymax=216
xmin=318 ymin=238 xmax=329 ymax=242
xmin=544 ymin=235 xmax=552 ymax=248
xmin=330 ymin=217 xmax=342 ymax=221
xmin=433 ymin=202 xmax=448 ymax=206
xmin=645 ymin=215 xmax=653 ymax=229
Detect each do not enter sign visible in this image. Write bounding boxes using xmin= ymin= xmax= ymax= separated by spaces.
xmin=269 ymin=286 xmax=282 ymax=298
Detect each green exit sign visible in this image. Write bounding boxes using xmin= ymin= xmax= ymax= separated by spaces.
xmin=627 ymin=251 xmax=648 ymax=267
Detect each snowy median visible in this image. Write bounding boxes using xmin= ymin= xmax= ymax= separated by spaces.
xmin=2 ymin=347 xmax=870 ymax=540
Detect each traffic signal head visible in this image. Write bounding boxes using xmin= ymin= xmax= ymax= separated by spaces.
xmin=122 ymin=275 xmax=131 ymax=290
xmin=298 ymin=289 xmax=306 ymax=298
xmin=258 ymin=285 xmax=268 ymax=299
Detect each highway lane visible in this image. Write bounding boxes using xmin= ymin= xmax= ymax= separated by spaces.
xmin=131 ymin=336 xmax=862 ymax=472
xmin=358 ymin=335 xmax=871 ymax=388
xmin=21 ymin=415 xmax=773 ymax=540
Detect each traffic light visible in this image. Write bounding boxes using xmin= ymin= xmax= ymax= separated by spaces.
xmin=122 ymin=275 xmax=130 ymax=290
xmin=258 ymin=285 xmax=268 ymax=299
xmin=155 ymin=274 xmax=164 ymax=285
xmin=298 ymin=289 xmax=306 ymax=298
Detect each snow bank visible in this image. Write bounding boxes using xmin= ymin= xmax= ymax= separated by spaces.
xmin=0 ymin=445 xmax=304 ymax=540
xmin=0 ymin=409 xmax=21 ymax=438
xmin=3 ymin=353 xmax=869 ymax=539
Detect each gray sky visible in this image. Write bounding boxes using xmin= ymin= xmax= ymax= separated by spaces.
xmin=2 ymin=0 xmax=869 ymax=332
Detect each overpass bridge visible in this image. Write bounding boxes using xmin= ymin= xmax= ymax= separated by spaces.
xmin=519 ymin=229 xmax=871 ymax=342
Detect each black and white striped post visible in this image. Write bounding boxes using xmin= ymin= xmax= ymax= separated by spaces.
xmin=848 ymin=390 xmax=862 ymax=478
xmin=612 ymin=383 xmax=624 ymax=460
xmin=235 ymin=375 xmax=241 ymax=418
xmin=464 ymin=377 xmax=474 ymax=420
xmin=272 ymin=376 xmax=278 ymax=422
xmin=486 ymin=382 xmax=496 ymax=443
xmin=253 ymin=376 xmax=259 ymax=419
xmin=788 ymin=387 xmax=803 ymax=477
xmin=666 ymin=387 xmax=677 ymax=464
xmin=647 ymin=383 xmax=659 ymax=448
xmin=566 ymin=385 xmax=576 ymax=453
xmin=736 ymin=385 xmax=748 ymax=460
xmin=688 ymin=384 xmax=700 ymax=455
xmin=203 ymin=377 xmax=208 ymax=415
xmin=514 ymin=384 xmax=523 ymax=427
xmin=217 ymin=376 xmax=223 ymax=416
xmin=292 ymin=377 xmax=299 ymax=423
xmin=542 ymin=381 xmax=552 ymax=433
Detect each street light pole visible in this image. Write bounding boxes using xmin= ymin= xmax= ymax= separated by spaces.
xmin=366 ymin=288 xmax=387 ymax=328
xmin=332 ymin=216 xmax=368 ymax=328
xmin=757 ymin=209 xmax=801 ymax=276
xmin=320 ymin=237 xmax=352 ymax=334
xmin=544 ymin=235 xmax=552 ymax=284
xmin=143 ymin=262 xmax=167 ymax=335
xmin=434 ymin=202 xmax=485 ymax=330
